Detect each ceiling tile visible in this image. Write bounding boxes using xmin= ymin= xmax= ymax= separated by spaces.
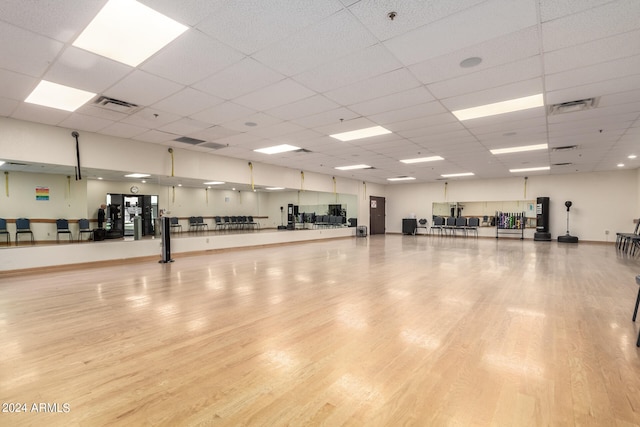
xmin=45 ymin=47 xmax=132 ymax=93
xmin=152 ymin=88 xmax=224 ymax=117
xmin=349 ymin=87 xmax=434 ymax=117
xmin=323 ymin=68 xmax=422 ymax=106
xmin=347 ymin=0 xmax=487 ymax=41
xmin=141 ymin=30 xmax=245 ymax=85
xmin=383 ymin=0 xmax=537 ymax=66
xmin=232 ymin=78 xmax=316 ymax=111
xmin=105 ymin=70 xmax=184 ymax=107
xmin=266 ymin=95 xmax=340 ymax=121
xmin=543 ymin=29 xmax=640 ymax=75
xmin=293 ymin=44 xmax=403 ymax=93
xmin=0 ymin=0 xmax=104 ymax=42
xmin=190 ymin=101 xmax=257 ymax=126
xmin=197 ymin=0 xmax=344 ymax=55
xmin=427 ymin=56 xmax=542 ymax=100
xmin=58 ymin=113 xmax=112 ymax=133
xmin=541 ymin=0 xmax=640 ymax=52
xmin=253 ymin=10 xmax=378 ymax=75
xmin=0 ymin=21 xmax=64 ymax=76
xmin=545 ymin=55 xmax=640 ymax=92
xmin=193 ymin=58 xmax=285 ymax=100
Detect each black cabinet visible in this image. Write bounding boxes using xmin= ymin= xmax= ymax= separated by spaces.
xmin=402 ymin=218 xmax=417 ymax=235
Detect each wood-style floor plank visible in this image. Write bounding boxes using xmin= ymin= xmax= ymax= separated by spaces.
xmin=1 ymin=235 xmax=639 ymax=426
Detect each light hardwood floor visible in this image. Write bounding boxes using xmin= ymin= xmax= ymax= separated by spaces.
xmin=1 ymin=235 xmax=639 ymax=426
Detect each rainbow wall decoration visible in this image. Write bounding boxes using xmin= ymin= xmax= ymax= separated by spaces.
xmin=36 ymin=186 xmax=49 ymax=201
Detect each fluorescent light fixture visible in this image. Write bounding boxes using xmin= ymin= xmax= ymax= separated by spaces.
xmin=0 ymin=161 xmax=5 ymax=167
xmin=335 ymin=164 xmax=372 ymax=171
xmin=617 ymin=163 xmax=625 ymax=168
xmin=509 ymin=166 xmax=550 ymax=173
xmin=73 ymin=0 xmax=188 ymax=67
xmin=124 ymin=173 xmax=150 ymax=178
xmin=265 ymin=187 xmax=285 ymax=190
xmin=329 ymin=126 xmax=391 ymax=142
xmin=387 ymin=177 xmax=416 ymax=181
xmin=25 ymin=80 xmax=96 ymax=112
xmin=490 ymin=143 xmax=548 ymax=155
xmin=452 ymin=94 xmax=544 ymax=121
xmin=441 ymin=172 xmax=474 ymax=178
xmin=400 ymin=156 xmax=444 ymax=164
xmin=628 ymin=155 xmax=637 ymax=159
xmin=203 ymin=181 xmax=225 ymax=185
xmin=254 ymin=144 xmax=301 ymax=154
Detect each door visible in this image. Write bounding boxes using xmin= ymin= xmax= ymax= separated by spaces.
xmin=369 ymin=196 xmax=385 ymax=235
xmin=142 ymin=195 xmax=154 ymax=236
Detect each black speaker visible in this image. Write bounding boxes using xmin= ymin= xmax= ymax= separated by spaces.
xmin=534 ymin=196 xmax=551 ymax=241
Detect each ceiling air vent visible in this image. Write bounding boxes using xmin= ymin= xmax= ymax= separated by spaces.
xmin=548 ymin=97 xmax=599 ymax=115
xmin=94 ymin=96 xmax=140 ymax=114
xmin=552 ymin=162 xmax=573 ymax=166
xmin=174 ymin=136 xmax=206 ymax=145
xmin=552 ymin=145 xmax=578 ymax=152
xmin=295 ymin=148 xmax=312 ymax=153
xmin=199 ymin=142 xmax=227 ymax=150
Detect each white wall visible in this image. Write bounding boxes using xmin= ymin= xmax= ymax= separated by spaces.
xmin=384 ymin=171 xmax=637 ymax=242
xmin=1 ymin=116 xmax=638 ymax=244
xmin=0 ymin=171 xmax=88 ymax=240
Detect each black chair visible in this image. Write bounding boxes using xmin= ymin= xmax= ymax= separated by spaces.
xmin=247 ymin=215 xmax=259 ymax=230
xmin=188 ymin=216 xmax=198 ymax=232
xmin=444 ymin=216 xmax=457 ymax=235
xmin=454 ymin=217 xmax=467 ymax=237
xmin=0 ymin=218 xmax=9 ymax=245
xmin=15 ymin=217 xmax=34 ymax=245
xmin=170 ymin=217 xmax=182 ymax=233
xmin=466 ymin=217 xmax=479 ymax=238
xmin=196 ymin=216 xmax=208 ymax=231
xmin=416 ymin=218 xmax=428 ymax=235
xmin=56 ymin=219 xmax=73 ymax=243
xmin=431 ymin=216 xmax=445 ymax=235
xmin=617 ymin=220 xmax=640 ymax=253
xmin=633 ymin=275 xmax=640 ymax=347
xmin=78 ymin=218 xmax=93 ymax=242
xmin=213 ymin=216 xmax=224 ymax=230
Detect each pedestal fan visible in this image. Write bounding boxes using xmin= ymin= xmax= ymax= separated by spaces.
xmin=558 ymin=201 xmax=579 ymax=243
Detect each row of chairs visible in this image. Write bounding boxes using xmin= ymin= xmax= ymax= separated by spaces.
xmin=214 ymin=215 xmax=259 ymax=230
xmin=0 ymin=218 xmax=94 ymax=245
xmin=430 ymin=216 xmax=480 ymax=237
xmin=313 ymin=215 xmax=346 ymax=228
xmin=616 ymin=220 xmax=640 ymax=254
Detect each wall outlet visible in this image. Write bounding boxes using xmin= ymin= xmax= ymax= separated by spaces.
xmin=605 ymin=230 xmax=610 ymax=235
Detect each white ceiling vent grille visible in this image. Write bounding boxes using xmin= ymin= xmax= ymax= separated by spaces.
xmin=94 ymin=96 xmax=140 ymax=114
xmin=548 ymin=98 xmax=599 ymax=115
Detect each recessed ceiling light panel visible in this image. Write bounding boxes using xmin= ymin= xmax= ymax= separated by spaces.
xmin=452 ymin=94 xmax=544 ymax=121
xmin=203 ymin=181 xmax=225 ymax=185
xmin=329 ymin=126 xmax=391 ymax=142
xmin=254 ymin=144 xmax=301 ymax=154
xmin=25 ymin=80 xmax=96 ymax=112
xmin=335 ymin=164 xmax=372 ymax=171
xmin=73 ymin=0 xmax=188 ymax=67
xmin=509 ymin=166 xmax=550 ymax=173
xmin=441 ymin=172 xmax=474 ymax=178
xmin=490 ymin=144 xmax=548 ymax=155
xmin=400 ymin=156 xmax=444 ymax=164
xmin=387 ymin=177 xmax=416 ymax=181
xmin=125 ymin=173 xmax=150 ymax=178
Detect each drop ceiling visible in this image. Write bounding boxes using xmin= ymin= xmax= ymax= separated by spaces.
xmin=0 ymin=0 xmax=639 ymax=185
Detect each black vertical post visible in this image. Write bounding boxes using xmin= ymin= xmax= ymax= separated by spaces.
xmin=159 ymin=217 xmax=174 ymax=263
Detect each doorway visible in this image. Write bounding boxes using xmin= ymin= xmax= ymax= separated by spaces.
xmin=369 ymin=196 xmax=386 ymax=235
xmin=106 ymin=193 xmax=158 ymax=236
